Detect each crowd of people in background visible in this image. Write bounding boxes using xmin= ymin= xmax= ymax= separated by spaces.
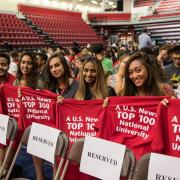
xmin=0 ymin=39 xmax=180 ymax=98
xmin=0 ymin=38 xmax=180 ymax=179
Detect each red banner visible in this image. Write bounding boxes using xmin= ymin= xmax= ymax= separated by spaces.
xmin=0 ymin=83 xmax=20 ymax=125
xmin=96 ymin=96 xmax=166 ymax=160
xmin=157 ymin=99 xmax=180 ymax=157
xmin=58 ymin=99 xmax=104 ymax=144
xmin=20 ymin=87 xmax=58 ymax=129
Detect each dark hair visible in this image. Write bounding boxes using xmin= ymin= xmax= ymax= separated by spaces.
xmin=160 ymin=45 xmax=171 ymax=52
xmin=0 ymin=52 xmax=10 ymax=65
xmin=123 ymin=51 xmax=162 ymax=96
xmin=142 ymin=27 xmax=148 ymax=33
xmin=140 ymin=47 xmax=154 ymax=55
xmin=46 ymin=52 xmax=72 ymax=93
xmin=169 ymin=45 xmax=180 ymax=55
xmin=91 ymin=43 xmax=104 ymax=54
xmin=10 ymin=51 xmax=19 ymax=58
xmin=16 ymin=52 xmax=38 ymax=89
xmin=70 ymin=46 xmax=80 ymax=55
xmin=36 ymin=52 xmax=48 ymax=63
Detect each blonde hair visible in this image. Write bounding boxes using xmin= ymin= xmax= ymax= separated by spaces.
xmin=74 ymin=55 xmax=108 ymax=100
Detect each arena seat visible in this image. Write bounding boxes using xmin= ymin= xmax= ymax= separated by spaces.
xmin=0 ymin=13 xmax=47 ymax=48
xmin=18 ymin=4 xmax=103 ymax=47
xmin=60 ymin=138 xmax=136 ymax=180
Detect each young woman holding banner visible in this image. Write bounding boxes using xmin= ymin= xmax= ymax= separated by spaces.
xmin=32 ymin=52 xmax=79 ymax=180
xmin=74 ymin=55 xmax=116 ymax=100
xmin=0 ymin=52 xmax=45 ymax=179
xmin=63 ymin=55 xmax=115 ymax=180
xmin=123 ymin=51 xmax=175 ymax=97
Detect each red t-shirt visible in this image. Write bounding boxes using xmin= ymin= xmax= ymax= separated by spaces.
xmin=0 ymin=84 xmax=21 ymax=148
xmin=58 ymin=99 xmax=104 ymax=144
xmin=0 ymin=73 xmax=16 ymax=85
xmin=0 ymin=83 xmax=20 ymax=121
xmin=96 ymin=96 xmax=165 ymax=160
xmin=20 ymin=87 xmax=58 ymax=129
xmin=157 ymin=99 xmax=180 ymax=157
xmin=57 ymin=99 xmax=104 ymax=180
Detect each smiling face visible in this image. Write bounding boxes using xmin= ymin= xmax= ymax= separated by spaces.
xmin=0 ymin=57 xmax=9 ymax=77
xmin=20 ymin=55 xmax=33 ymax=76
xmin=83 ymin=61 xmax=97 ymax=86
xmin=128 ymin=59 xmax=148 ymax=88
xmin=49 ymin=57 xmax=65 ymax=79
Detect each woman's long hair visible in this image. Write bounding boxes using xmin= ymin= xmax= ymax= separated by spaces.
xmin=123 ymin=51 xmax=162 ymax=96
xmin=75 ymin=55 xmax=108 ymax=100
xmin=16 ymin=52 xmax=38 ymax=89
xmin=46 ymin=52 xmax=72 ymax=93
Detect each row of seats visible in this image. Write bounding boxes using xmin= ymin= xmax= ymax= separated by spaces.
xmin=18 ymin=3 xmax=81 ymax=17
xmin=156 ymin=0 xmax=180 ymax=13
xmin=18 ymin=4 xmax=103 ymax=47
xmin=140 ymin=12 xmax=180 ymax=20
xmin=0 ymin=13 xmax=47 ymax=48
xmin=134 ymin=0 xmax=156 ymax=7
xmin=1 ymin=118 xmax=176 ymax=180
xmin=28 ymin=15 xmax=83 ymax=22
xmin=88 ymin=13 xmax=131 ymax=22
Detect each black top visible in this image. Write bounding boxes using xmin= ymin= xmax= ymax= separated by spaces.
xmin=84 ymin=86 xmax=116 ymax=100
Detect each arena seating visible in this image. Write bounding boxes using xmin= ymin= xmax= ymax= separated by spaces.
xmin=18 ymin=4 xmax=103 ymax=47
xmin=0 ymin=13 xmax=47 ymax=49
xmin=134 ymin=21 xmax=180 ymax=45
xmin=156 ymin=0 xmax=180 ymax=13
xmin=134 ymin=0 xmax=156 ymax=7
xmin=139 ymin=0 xmax=180 ymax=21
xmin=140 ymin=12 xmax=180 ymax=20
xmin=88 ymin=13 xmax=131 ymax=22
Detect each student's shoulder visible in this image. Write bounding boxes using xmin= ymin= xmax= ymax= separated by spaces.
xmin=107 ymin=86 xmax=117 ymax=97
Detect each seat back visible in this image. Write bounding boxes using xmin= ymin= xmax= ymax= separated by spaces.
xmin=5 ymin=125 xmax=67 ymax=180
xmin=121 ymin=148 xmax=136 ymax=179
xmin=6 ymin=117 xmax=18 ymax=141
xmin=54 ymin=132 xmax=69 ymax=180
xmin=132 ymin=153 xmax=151 ymax=180
xmin=60 ymin=138 xmax=136 ymax=180
xmin=55 ymin=132 xmax=69 ymax=158
xmin=0 ymin=117 xmax=18 ymax=178
xmin=68 ymin=138 xmax=84 ymax=163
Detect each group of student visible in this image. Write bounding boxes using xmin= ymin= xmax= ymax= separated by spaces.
xmin=0 ymin=42 xmax=179 ymax=179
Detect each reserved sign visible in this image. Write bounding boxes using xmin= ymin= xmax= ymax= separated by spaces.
xmin=27 ymin=122 xmax=60 ymax=164
xmin=0 ymin=114 xmax=9 ymax=145
xmin=148 ymin=153 xmax=180 ymax=180
xmin=80 ymin=136 xmax=126 ymax=180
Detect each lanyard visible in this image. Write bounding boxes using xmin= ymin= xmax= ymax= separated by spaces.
xmin=56 ymin=87 xmax=66 ymax=96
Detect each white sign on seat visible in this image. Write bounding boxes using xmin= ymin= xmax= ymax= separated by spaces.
xmin=148 ymin=153 xmax=180 ymax=180
xmin=27 ymin=122 xmax=60 ymax=164
xmin=0 ymin=114 xmax=9 ymax=145
xmin=80 ymin=136 xmax=126 ymax=180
